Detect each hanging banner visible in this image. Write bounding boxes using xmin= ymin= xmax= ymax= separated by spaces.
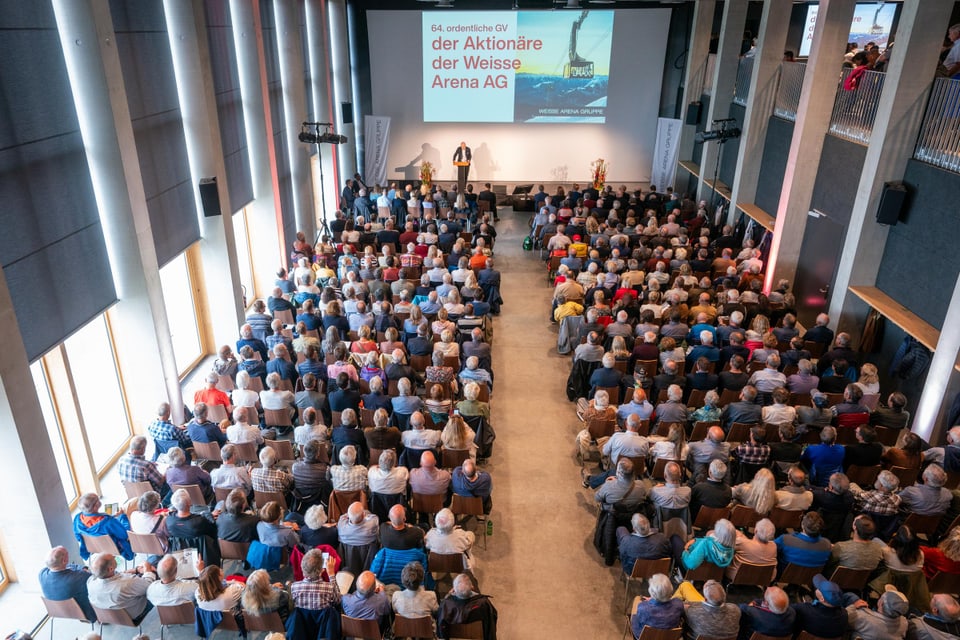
xmin=364 ymin=115 xmax=391 ymax=187
xmin=650 ymin=117 xmax=682 ymax=191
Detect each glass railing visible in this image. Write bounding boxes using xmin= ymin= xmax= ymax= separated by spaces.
xmin=773 ymin=62 xmax=806 ymax=121
xmin=914 ymin=77 xmax=960 ymax=173
xmin=827 ymin=67 xmax=885 ymax=144
xmin=733 ymin=56 xmax=754 ymax=106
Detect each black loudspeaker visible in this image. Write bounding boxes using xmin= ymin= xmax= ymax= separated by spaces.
xmin=199 ymin=177 xmax=222 ymax=218
xmin=341 ymin=102 xmax=353 ymax=124
xmin=876 ymin=181 xmax=906 ymax=226
xmin=686 ymin=101 xmax=702 ymax=125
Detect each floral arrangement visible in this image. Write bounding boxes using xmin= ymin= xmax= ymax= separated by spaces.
xmin=591 ymin=158 xmax=608 ymax=190
xmin=420 ymin=161 xmax=434 ymax=189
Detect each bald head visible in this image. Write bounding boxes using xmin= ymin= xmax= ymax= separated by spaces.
xmin=356 ymin=571 xmax=377 ymax=596
xmin=46 ymin=546 xmax=69 ymax=571
xmin=764 ymin=586 xmax=789 ymax=614
xmin=707 ymin=426 xmax=725 ymax=443
xmin=389 ymin=504 xmax=407 ymax=527
xmin=347 ymin=502 xmax=365 ymax=523
xmin=420 ymin=451 xmax=437 ymax=468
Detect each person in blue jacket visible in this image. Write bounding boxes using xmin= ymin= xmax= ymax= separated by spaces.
xmin=73 ymin=492 xmax=133 ymax=561
xmin=678 ymin=518 xmax=736 ymax=571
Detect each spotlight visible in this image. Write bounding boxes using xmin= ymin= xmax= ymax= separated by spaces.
xmin=697 ymin=127 xmax=741 ymax=142
xmin=298 ymin=124 xmax=347 ymax=145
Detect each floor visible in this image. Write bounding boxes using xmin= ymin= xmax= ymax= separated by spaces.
xmin=19 ymin=208 xmax=631 ymax=638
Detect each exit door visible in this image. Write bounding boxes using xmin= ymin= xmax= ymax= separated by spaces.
xmin=792 ymin=211 xmax=847 ymax=328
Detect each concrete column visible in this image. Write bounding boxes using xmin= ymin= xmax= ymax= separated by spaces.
xmin=165 ymin=0 xmax=244 ymax=347
xmin=328 ymin=0 xmax=357 ymax=180
xmin=677 ymin=0 xmax=716 ymax=162
xmin=53 ymin=0 xmax=180 ymax=420
xmin=764 ymin=0 xmax=857 ymax=291
xmin=274 ymin=0 xmax=316 ymax=240
xmin=698 ymin=0 xmax=749 ymax=202
xmin=914 ymin=274 xmax=960 ymax=444
xmin=305 ymin=0 xmax=341 ymax=231
xmin=727 ymin=0 xmax=792 ymax=222
xmin=828 ymin=0 xmax=954 ymax=337
xmin=231 ymin=0 xmax=283 ymax=292
xmin=0 ymin=266 xmax=78 ymax=583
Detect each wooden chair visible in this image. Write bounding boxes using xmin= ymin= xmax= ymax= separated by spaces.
xmin=789 ymin=392 xmax=812 ymax=408
xmin=634 ymin=419 xmax=651 ymax=437
xmin=874 ymin=426 xmax=900 ymax=447
xmin=245 ymin=611 xmax=286 ymax=633
xmin=429 ymin=550 xmax=466 ymax=577
xmin=123 ymin=480 xmax=154 ymax=499
xmin=729 ymin=562 xmax=776 ymax=590
xmin=928 ymin=571 xmax=960 ymax=596
xmin=451 ymin=494 xmax=488 ymax=549
xmin=41 ymin=597 xmax=95 ymax=637
xmin=81 ymin=533 xmax=122 ymax=557
xmin=157 ymin=601 xmax=195 ymax=637
xmin=821 ymin=393 xmax=845 ymax=408
xmin=802 ymin=341 xmax=826 ymax=358
xmin=598 ymin=385 xmax=621 ymax=405
xmin=263 ymin=438 xmax=295 ymax=462
xmin=726 ymin=422 xmax=755 ymax=443
xmin=248 ymin=376 xmax=265 ymax=392
xmin=264 ymin=408 xmax=294 ymax=429
xmin=687 ymin=389 xmax=708 ymax=408
xmin=128 ymin=531 xmax=165 ymax=557
xmin=778 ymin=563 xmax=824 ymax=588
xmin=650 ymin=457 xmax=670 ymax=481
xmin=796 ymin=632 xmax=840 ymax=640
xmin=586 ymin=417 xmax=617 ymax=442
xmin=273 ymin=308 xmax=294 ymax=325
xmin=636 ymin=360 xmax=658 ymax=379
xmin=360 ymin=407 xmax=376 ymax=427
xmin=441 ymin=447 xmax=471 ymax=470
xmin=172 ymin=484 xmax=208 ymax=507
xmin=844 ymin=464 xmax=881 ymax=487
xmin=693 ymin=506 xmax=731 ymax=531
xmin=690 ymin=421 xmax=718 ymax=443
xmin=748 ymin=634 xmax=792 ymax=640
xmin=888 ymin=465 xmax=918 ymax=488
xmin=412 ymin=492 xmax=445 ymax=519
xmin=92 ymin=605 xmax=140 ymax=633
xmin=393 ymin=614 xmax=434 ymax=639
xmin=630 ymin=626 xmax=682 ymax=640
xmin=192 ymin=440 xmax=222 ymax=463
xmin=216 ymin=374 xmax=236 ymax=393
xmin=946 ymin=471 xmax=960 ymax=491
xmin=904 ymin=512 xmax=943 ymax=539
xmin=622 ymin=556 xmax=671 ymax=614
xmin=207 ymin=403 xmax=229 ymax=423
xmin=233 ymin=441 xmax=259 ymax=464
xmin=768 ymin=507 xmax=804 ymax=532
xmin=718 ymin=388 xmax=740 ymax=407
xmin=729 ymin=505 xmax=761 ymax=530
xmin=446 ymin=621 xmax=484 ymax=639
xmin=829 ymin=566 xmax=872 ymax=592
xmin=411 ymin=354 xmax=432 ymax=373
xmin=684 ymin=560 xmax=724 ymax=583
xmin=254 ymin=489 xmax=287 ymax=511
xmin=329 ymin=489 xmax=367 ymax=522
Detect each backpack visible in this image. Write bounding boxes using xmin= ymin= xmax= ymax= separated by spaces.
xmin=522 ymin=236 xmax=533 ymax=251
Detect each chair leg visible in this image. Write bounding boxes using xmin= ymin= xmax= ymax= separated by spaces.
xmin=622 ymin=614 xmax=632 ymax=640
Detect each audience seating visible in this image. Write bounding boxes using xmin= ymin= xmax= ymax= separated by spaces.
xmin=446 ymin=621 xmax=484 ymax=640
xmin=122 ymin=481 xmax=154 ymax=499
xmin=245 ymin=611 xmax=286 ymax=633
xmin=41 ymin=597 xmax=95 ymax=637
xmin=393 ymin=614 xmax=435 ymax=639
xmin=623 ymin=557 xmax=672 ymax=614
xmin=156 ymin=602 xmax=194 ymax=638
xmin=729 ymin=562 xmax=776 ymax=591
xmin=828 ymin=566 xmax=871 ymax=593
xmin=684 ymin=560 xmax=724 ymax=583
xmin=128 ymin=532 xmax=165 ymax=557
xmin=171 ymin=483 xmax=207 ymax=507
xmin=778 ymin=563 xmax=824 ymax=588
xmin=91 ymin=605 xmax=141 ymax=634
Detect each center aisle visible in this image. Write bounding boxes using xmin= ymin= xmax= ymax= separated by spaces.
xmin=483 ymin=210 xmax=624 ymax=638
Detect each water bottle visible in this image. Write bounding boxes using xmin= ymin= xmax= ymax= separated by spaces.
xmin=486 ymin=519 xmax=493 ymax=536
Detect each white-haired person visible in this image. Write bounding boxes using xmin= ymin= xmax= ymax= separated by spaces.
xmin=368 ymin=449 xmax=410 ymax=497
xmin=436 ymin=574 xmax=497 ymax=640
xmin=301 ymin=504 xmax=339 ymax=549
xmin=575 ymin=389 xmax=617 ymax=462
xmin=738 ymin=586 xmax=796 ymax=640
xmin=260 ymin=372 xmax=297 ymax=425
xmin=899 ymin=464 xmax=953 ymax=518
xmin=726 ymin=518 xmax=777 ymax=580
xmin=677 ymin=518 xmax=736 ymax=572
xmin=391 ymin=377 xmax=424 ymax=416
xmin=456 ymin=382 xmax=490 ymax=421
xmin=329 ymin=445 xmax=368 ymax=492
xmin=629 ymin=573 xmax=683 ymax=639
xmin=251 ymin=446 xmax=293 ymax=494
xmin=676 ymin=579 xmax=741 ymax=635
xmin=86 ymin=552 xmax=157 ymax=624
xmin=458 ymin=355 xmax=492 ymax=392
xmin=401 ymin=412 xmax=442 ymax=452
xmin=147 ymin=553 xmax=201 ymax=607
xmin=425 ymin=508 xmax=476 ymax=574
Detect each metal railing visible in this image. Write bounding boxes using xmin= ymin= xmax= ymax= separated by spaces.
xmin=914 ymin=77 xmax=960 ymax=173
xmin=827 ymin=67 xmax=885 ymax=145
xmin=733 ymin=56 xmax=754 ymax=106
xmin=773 ymin=62 xmax=806 ymax=121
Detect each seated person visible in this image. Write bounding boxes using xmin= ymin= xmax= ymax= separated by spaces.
xmin=147 ymin=554 xmax=200 ymax=607
xmin=683 ymin=580 xmax=741 ymax=639
xmin=679 ymin=519 xmax=736 ymax=571
xmin=73 ymin=492 xmax=133 ymax=562
xmin=629 ymin=573 xmax=683 ymax=639
xmin=301 ymin=504 xmax=339 ymax=549
xmin=242 ymin=568 xmax=293 ymax=623
xmin=87 ymin=552 xmax=156 ymax=624
xmin=40 ymin=546 xmax=97 ymax=622
xmin=342 ymin=571 xmax=392 ymax=633
xmin=775 ymin=512 xmax=832 ymax=571
xmin=616 ymin=514 xmax=671 ymax=577
xmin=391 ymin=561 xmax=439 ymax=620
xmin=726 ymin=518 xmax=777 ymax=581
xmin=216 ymin=489 xmax=260 ymax=543
xmin=801 ymin=426 xmax=845 ymax=487
xmin=290 ymin=549 xmax=340 ymax=612
xmin=737 ymin=586 xmax=796 ymax=640
xmin=791 ymin=574 xmax=848 ymax=639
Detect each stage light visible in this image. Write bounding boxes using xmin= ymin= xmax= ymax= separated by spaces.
xmin=697 ymin=127 xmax=741 ymax=142
xmin=298 ymin=123 xmax=347 ymax=145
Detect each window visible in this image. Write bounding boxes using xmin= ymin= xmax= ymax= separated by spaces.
xmin=64 ymin=316 xmax=132 ymax=473
xmin=29 ymin=362 xmax=78 ymax=504
xmin=233 ymin=207 xmax=255 ymax=305
xmin=159 ymin=252 xmax=203 ymax=376
xmin=0 ymin=551 xmax=7 ymax=594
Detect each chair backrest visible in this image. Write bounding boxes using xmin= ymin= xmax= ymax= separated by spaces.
xmin=81 ymin=533 xmax=120 ymax=556
xmin=690 ymin=421 xmax=717 ymax=442
xmin=717 ymin=388 xmax=740 ymax=407
xmin=218 ymin=539 xmax=250 ymax=561
xmin=874 ymin=426 xmax=900 ymax=447
xmin=587 ymin=416 xmax=616 ymax=440
xmin=393 ymin=614 xmax=434 ymax=639
xmin=904 ymin=512 xmax=943 ymax=537
xmin=254 ymin=489 xmax=287 ymax=511
xmin=749 ymin=633 xmax=792 ymax=640
xmin=629 ymin=556 xmax=672 ymax=579
xmin=637 ymin=626 xmax=683 ymax=640
xmin=157 ymin=601 xmax=195 ymax=625
xmin=887 ymin=465 xmax=917 ymax=489
xmin=650 ymin=457 xmax=670 ymax=481
xmin=796 ymin=632 xmax=841 ymax=640
xmin=822 ymin=393 xmax=844 ymax=408
xmin=928 ymin=571 xmax=960 ymax=596
xmin=428 ymin=550 xmax=465 ymax=574
xmin=412 ymin=492 xmax=445 ymax=515
xmin=264 ymin=408 xmax=293 ymax=428
xmin=92 ymin=605 xmax=137 ymax=627
xmin=687 ymin=389 xmax=708 ymax=409
xmin=730 ymin=562 xmax=776 ymax=587
xmin=192 ymin=440 xmax=222 ymax=462
xmin=636 ymin=360 xmax=658 ymax=379
xmin=128 ymin=531 xmax=166 ymax=556
xmin=684 ymin=560 xmax=724 ymax=583
xmin=695 ymin=636 xmax=738 ymax=640
xmin=274 ymin=308 xmax=294 ymax=325
xmin=726 ymin=422 xmax=755 ymax=443
xmin=123 ymin=480 xmax=154 ymax=499
xmin=216 ymin=374 xmax=236 ymax=392
xmin=329 ymin=489 xmax=366 ymax=522
xmin=172 ymin=484 xmax=208 ymax=507
xmin=729 ymin=504 xmax=761 ymax=530
xmin=248 ymin=376 xmax=265 ymax=392
xmin=440 ymin=447 xmax=471 ymax=469
xmin=207 ymin=403 xmax=229 ymax=423
xmin=802 ymin=341 xmax=826 ymax=358
xmin=844 ymin=464 xmax=881 ymax=487
xmin=829 ymin=565 xmax=872 ymax=591
xmin=597 ymin=385 xmax=620 ymax=405
xmin=693 ymin=505 xmax=731 ymax=530
xmin=451 ymin=494 xmax=484 ymax=518
xmin=41 ymin=597 xmax=89 ymax=622
xmin=411 ymin=354 xmax=431 ymax=372
xmin=233 ymin=441 xmax=259 ymax=464
xmin=779 ymin=563 xmax=824 ymax=587
xmin=361 ymin=407 xmax=377 ymax=427
xmin=341 ymin=614 xmax=382 ymax=639
xmin=768 ymin=507 xmax=804 ymax=532
xmin=263 ymin=438 xmax=295 ymax=461
xmin=245 ymin=611 xmax=286 ymax=632
xmin=446 ymin=621 xmax=484 ymax=639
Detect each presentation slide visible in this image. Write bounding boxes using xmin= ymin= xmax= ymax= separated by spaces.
xmin=423 ymin=10 xmax=614 ymax=123
xmin=799 ymin=3 xmax=897 ymax=58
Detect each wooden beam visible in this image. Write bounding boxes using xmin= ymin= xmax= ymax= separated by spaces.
xmin=678 ymin=160 xmax=701 ymax=179
xmin=848 ymin=286 xmax=941 ymax=352
xmin=735 ymin=202 xmax=776 ymax=231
